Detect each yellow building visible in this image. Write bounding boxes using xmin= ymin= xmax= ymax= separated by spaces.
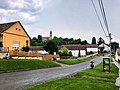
xmin=0 ymin=21 xmax=30 ymax=51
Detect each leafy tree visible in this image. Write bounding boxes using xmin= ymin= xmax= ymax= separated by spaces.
xmin=38 ymin=35 xmax=42 ymax=41
xmin=43 ymin=40 xmax=58 ymax=54
xmin=92 ymin=37 xmax=96 ymax=44
xmin=59 ymin=47 xmax=69 ymax=56
xmin=97 ymin=37 xmax=104 ymax=45
xmin=111 ymin=42 xmax=119 ymax=52
xmin=81 ymin=40 xmax=88 ymax=45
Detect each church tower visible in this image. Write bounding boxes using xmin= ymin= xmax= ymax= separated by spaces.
xmin=50 ymin=30 xmax=52 ymax=39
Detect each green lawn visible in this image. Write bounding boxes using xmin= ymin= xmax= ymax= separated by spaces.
xmin=23 ymin=63 xmax=119 ymax=90
xmin=57 ymin=56 xmax=96 ymax=65
xmin=0 ymin=60 xmax=60 ymax=72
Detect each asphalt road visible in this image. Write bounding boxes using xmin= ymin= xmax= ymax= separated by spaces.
xmin=0 ymin=56 xmax=104 ymax=90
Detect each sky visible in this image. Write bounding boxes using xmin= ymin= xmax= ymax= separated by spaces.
xmin=0 ymin=0 xmax=120 ymax=44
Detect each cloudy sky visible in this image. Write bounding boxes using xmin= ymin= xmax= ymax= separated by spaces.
xmin=0 ymin=0 xmax=120 ymax=44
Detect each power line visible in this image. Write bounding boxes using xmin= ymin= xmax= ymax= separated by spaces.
xmin=98 ymin=0 xmax=110 ymax=34
xmin=90 ymin=0 xmax=107 ymax=37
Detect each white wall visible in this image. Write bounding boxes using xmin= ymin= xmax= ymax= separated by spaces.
xmin=70 ymin=50 xmax=78 ymax=57
xmin=70 ymin=50 xmax=86 ymax=57
xmin=87 ymin=48 xmax=98 ymax=52
xmin=115 ymin=51 xmax=119 ymax=61
xmin=80 ymin=50 xmax=86 ymax=56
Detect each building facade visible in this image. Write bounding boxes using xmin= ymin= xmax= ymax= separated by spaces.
xmin=0 ymin=21 xmax=30 ymax=51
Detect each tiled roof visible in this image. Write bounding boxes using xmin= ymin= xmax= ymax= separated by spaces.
xmin=0 ymin=21 xmax=18 ymax=33
xmin=30 ymin=46 xmax=44 ymax=50
xmin=61 ymin=44 xmax=98 ymax=50
xmin=61 ymin=44 xmax=85 ymax=50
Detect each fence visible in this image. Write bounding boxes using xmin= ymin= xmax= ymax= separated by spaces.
xmin=9 ymin=51 xmax=42 ymax=57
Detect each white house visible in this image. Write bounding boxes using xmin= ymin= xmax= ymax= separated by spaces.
xmin=115 ymin=48 xmax=120 ymax=62
xmin=30 ymin=46 xmax=48 ymax=54
xmin=61 ymin=44 xmax=98 ymax=57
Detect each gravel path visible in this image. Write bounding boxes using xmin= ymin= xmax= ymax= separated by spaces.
xmin=0 ymin=56 xmax=104 ymax=90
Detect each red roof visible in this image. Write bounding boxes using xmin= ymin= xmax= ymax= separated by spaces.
xmin=61 ymin=44 xmax=98 ymax=50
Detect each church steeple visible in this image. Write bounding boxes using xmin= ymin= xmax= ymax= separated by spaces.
xmin=50 ymin=30 xmax=52 ymax=39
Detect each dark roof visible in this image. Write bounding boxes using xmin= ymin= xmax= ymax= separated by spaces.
xmin=61 ymin=44 xmax=98 ymax=50
xmin=0 ymin=21 xmax=30 ymax=38
xmin=0 ymin=21 xmax=17 ymax=33
xmin=30 ymin=46 xmax=44 ymax=51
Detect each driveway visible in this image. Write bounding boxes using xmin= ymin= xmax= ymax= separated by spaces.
xmin=0 ymin=56 xmax=104 ymax=90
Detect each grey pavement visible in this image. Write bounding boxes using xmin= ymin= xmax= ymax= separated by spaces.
xmin=0 ymin=56 xmax=104 ymax=90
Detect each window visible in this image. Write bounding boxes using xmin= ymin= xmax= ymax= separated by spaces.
xmin=13 ymin=42 xmax=20 ymax=49
xmin=16 ymin=28 xmax=17 ymax=30
xmin=26 ymin=40 xmax=28 ymax=46
xmin=19 ymin=29 xmax=20 ymax=31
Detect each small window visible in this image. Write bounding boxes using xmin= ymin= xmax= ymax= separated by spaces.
xmin=19 ymin=29 xmax=20 ymax=31
xmin=26 ymin=40 xmax=28 ymax=46
xmin=16 ymin=28 xmax=17 ymax=30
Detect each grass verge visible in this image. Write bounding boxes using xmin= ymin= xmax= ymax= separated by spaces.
xmin=23 ymin=63 xmax=119 ymax=90
xmin=0 ymin=60 xmax=60 ymax=72
xmin=56 ymin=56 xmax=96 ymax=65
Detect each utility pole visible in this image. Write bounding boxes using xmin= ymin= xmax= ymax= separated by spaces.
xmin=109 ymin=33 xmax=112 ymax=59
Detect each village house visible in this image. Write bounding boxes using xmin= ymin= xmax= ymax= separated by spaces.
xmin=115 ymin=48 xmax=120 ymax=62
xmin=31 ymin=44 xmax=98 ymax=57
xmin=61 ymin=44 xmax=98 ymax=57
xmin=0 ymin=21 xmax=30 ymax=51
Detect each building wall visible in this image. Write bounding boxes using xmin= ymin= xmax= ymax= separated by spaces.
xmin=2 ymin=22 xmax=30 ymax=50
xmin=87 ymin=48 xmax=98 ymax=53
xmin=70 ymin=50 xmax=79 ymax=57
xmin=80 ymin=50 xmax=86 ymax=56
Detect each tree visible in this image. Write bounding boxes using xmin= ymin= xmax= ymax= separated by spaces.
xmin=81 ymin=40 xmax=88 ymax=45
xmin=97 ymin=37 xmax=104 ymax=45
xmin=92 ymin=37 xmax=96 ymax=44
xmin=111 ymin=42 xmax=119 ymax=52
xmin=38 ymin=35 xmax=42 ymax=41
xmin=59 ymin=47 xmax=69 ymax=56
xmin=43 ymin=40 xmax=58 ymax=54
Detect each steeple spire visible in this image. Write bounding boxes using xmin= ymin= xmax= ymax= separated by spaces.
xmin=50 ymin=30 xmax=52 ymax=39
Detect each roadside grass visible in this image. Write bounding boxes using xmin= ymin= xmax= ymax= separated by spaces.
xmin=23 ymin=63 xmax=119 ymax=90
xmin=0 ymin=60 xmax=60 ymax=72
xmin=56 ymin=56 xmax=96 ymax=65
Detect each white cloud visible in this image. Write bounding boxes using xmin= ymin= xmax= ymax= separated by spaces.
xmin=0 ymin=0 xmax=52 ymax=24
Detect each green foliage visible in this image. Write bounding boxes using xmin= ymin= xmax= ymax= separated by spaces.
xmin=111 ymin=42 xmax=119 ymax=52
xmin=87 ymin=51 xmax=94 ymax=55
xmin=0 ymin=42 xmax=3 ymax=47
xmin=59 ymin=47 xmax=72 ymax=57
xmin=81 ymin=40 xmax=88 ymax=45
xmin=0 ymin=60 xmax=60 ymax=71
xmin=23 ymin=63 xmax=118 ymax=90
xmin=30 ymin=36 xmax=88 ymax=46
xmin=43 ymin=40 xmax=58 ymax=54
xmin=92 ymin=37 xmax=96 ymax=44
xmin=97 ymin=37 xmax=104 ymax=45
xmin=22 ymin=46 xmax=30 ymax=52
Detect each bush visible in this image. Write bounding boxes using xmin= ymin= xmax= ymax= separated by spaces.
xmin=22 ymin=46 xmax=30 ymax=52
xmin=87 ymin=51 xmax=94 ymax=55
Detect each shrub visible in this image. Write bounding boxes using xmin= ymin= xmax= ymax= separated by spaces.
xmin=22 ymin=46 xmax=30 ymax=52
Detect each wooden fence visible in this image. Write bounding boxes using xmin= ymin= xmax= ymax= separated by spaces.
xmin=9 ymin=51 xmax=42 ymax=57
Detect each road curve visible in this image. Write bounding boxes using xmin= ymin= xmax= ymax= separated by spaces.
xmin=0 ymin=56 xmax=104 ymax=90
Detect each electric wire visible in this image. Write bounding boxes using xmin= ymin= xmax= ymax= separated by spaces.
xmin=90 ymin=0 xmax=107 ymax=37
xmin=98 ymin=0 xmax=110 ymax=34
